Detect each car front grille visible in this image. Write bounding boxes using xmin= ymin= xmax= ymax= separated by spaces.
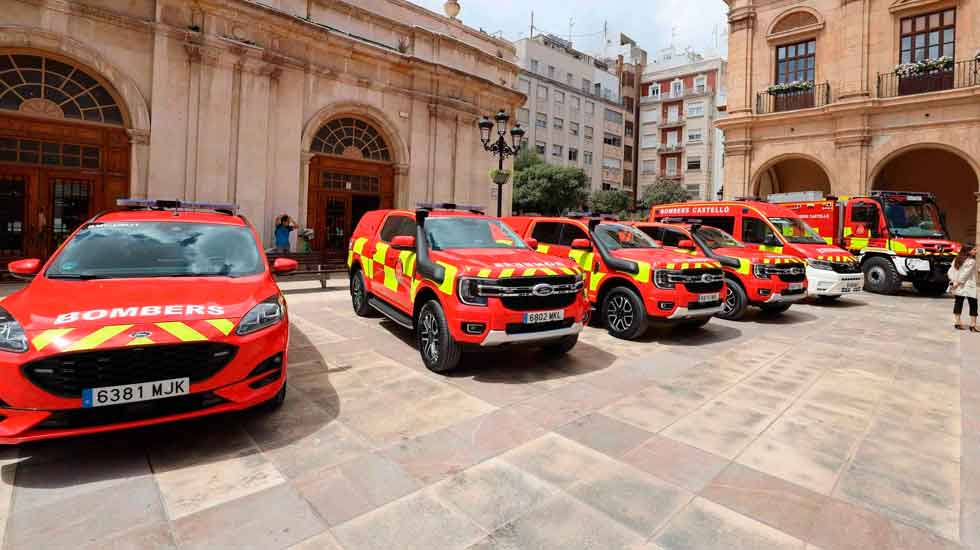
xmin=22 ymin=343 xmax=238 ymax=398
xmin=32 ymin=392 xmax=227 ymax=430
xmin=831 ymin=261 xmax=861 ymax=274
xmin=677 ymin=268 xmax=725 ymax=293
xmin=490 ymin=276 xmax=581 ymax=311
xmin=505 ymin=318 xmax=574 ymax=335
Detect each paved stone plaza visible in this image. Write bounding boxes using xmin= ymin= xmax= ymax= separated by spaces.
xmin=0 ymin=281 xmax=976 ymax=550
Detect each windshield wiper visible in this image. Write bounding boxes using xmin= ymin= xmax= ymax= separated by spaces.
xmin=46 ymin=273 xmax=110 ymax=280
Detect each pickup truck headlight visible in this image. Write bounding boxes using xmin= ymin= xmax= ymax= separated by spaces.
xmin=653 ymin=269 xmax=676 ymax=289
xmin=458 ymin=277 xmax=493 ymax=306
xmin=807 ymin=259 xmax=833 ymax=271
xmin=236 ymin=295 xmax=285 ymax=335
xmin=0 ymin=308 xmax=27 ymax=353
xmin=752 ymin=264 xmax=771 ymax=279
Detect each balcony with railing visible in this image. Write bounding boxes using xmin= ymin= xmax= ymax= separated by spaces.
xmin=641 ymin=86 xmax=713 ymax=105
xmin=658 ymin=116 xmax=685 ymax=129
xmin=877 ymin=58 xmax=980 ymax=98
xmin=659 ymin=143 xmax=684 ymax=153
xmin=755 ymin=82 xmax=831 ymax=114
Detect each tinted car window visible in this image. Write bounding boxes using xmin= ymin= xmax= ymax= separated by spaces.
xmin=557 ymin=223 xmax=589 ymax=246
xmin=659 ymin=228 xmax=688 ymax=247
xmin=697 ymin=216 xmax=735 ymax=235
xmin=636 ymin=226 xmax=663 ymax=242
xmin=379 ymin=215 xmax=416 ymax=242
xmin=741 ymin=217 xmax=777 ymax=245
xmin=531 ymin=222 xmax=563 ymax=244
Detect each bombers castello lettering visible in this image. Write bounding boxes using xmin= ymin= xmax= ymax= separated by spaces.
xmin=54 ymin=305 xmax=226 ymax=325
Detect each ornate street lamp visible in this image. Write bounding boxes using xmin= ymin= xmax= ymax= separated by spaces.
xmin=478 ymin=110 xmax=524 ymax=216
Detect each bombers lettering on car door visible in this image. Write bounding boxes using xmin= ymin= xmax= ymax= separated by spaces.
xmin=54 ymin=305 xmax=226 ymax=325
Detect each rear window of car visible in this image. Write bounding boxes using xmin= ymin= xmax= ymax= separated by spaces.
xmin=46 ymin=221 xmax=263 ymax=279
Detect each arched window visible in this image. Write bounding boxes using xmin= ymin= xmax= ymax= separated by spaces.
xmin=772 ymin=11 xmax=820 ymax=34
xmin=311 ymin=117 xmax=391 ymax=162
xmin=0 ymin=54 xmax=124 ymax=125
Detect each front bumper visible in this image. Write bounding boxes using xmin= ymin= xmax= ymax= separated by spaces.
xmin=764 ymin=290 xmax=808 ymax=303
xmin=481 ymin=322 xmax=583 ymax=346
xmin=806 ymin=267 xmax=863 ymax=297
xmin=893 ymin=255 xmax=953 ymax=282
xmin=665 ymin=304 xmax=723 ymax=320
xmin=0 ymin=321 xmax=288 ymax=444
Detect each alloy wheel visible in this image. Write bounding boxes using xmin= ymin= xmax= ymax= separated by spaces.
xmin=723 ymin=285 xmax=737 ymax=314
xmin=419 ymin=310 xmax=440 ymax=363
xmin=351 ymin=275 xmax=364 ymax=310
xmin=606 ymin=295 xmax=634 ymax=333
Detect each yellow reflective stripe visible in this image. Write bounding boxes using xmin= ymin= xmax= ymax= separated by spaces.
xmin=890 ymin=240 xmax=909 ymax=253
xmin=477 ymin=268 xmax=492 ymax=277
xmin=844 ymin=227 xmax=854 ymax=237
xmin=384 ymin=266 xmax=398 ymax=291
xmin=666 ymin=263 xmax=676 ymax=270
xmin=66 ymin=324 xmax=133 ymax=351
xmin=536 ymin=245 xmax=550 ymax=253
xmin=560 ymin=267 xmax=574 ymax=275
xmin=436 ymin=262 xmax=458 ymax=295
xmin=823 ymin=237 xmax=833 ymax=244
xmin=632 ymin=261 xmax=651 ymax=284
xmin=399 ymin=251 xmax=416 ymax=277
xmin=851 ymin=237 xmax=869 ymax=249
xmin=127 ymin=337 xmax=154 ymax=346
xmin=206 ymin=319 xmax=235 ymax=336
xmin=32 ymin=328 xmax=74 ymax=351
xmin=352 ymin=237 xmax=369 ymax=255
xmin=736 ymin=258 xmax=751 ymax=274
xmin=522 ymin=268 xmax=537 ymax=277
xmin=410 ymin=279 xmax=422 ymax=302
xmin=540 ymin=268 xmax=557 ymax=276
xmin=500 ymin=268 xmax=515 ymax=278
xmin=373 ymin=242 xmax=390 ymax=265
xmin=156 ymin=321 xmax=208 ymax=342
xmin=362 ymin=257 xmax=375 ymax=279
xmin=589 ymin=272 xmax=606 ymax=291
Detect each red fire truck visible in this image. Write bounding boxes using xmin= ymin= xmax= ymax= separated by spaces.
xmin=769 ymin=191 xmax=961 ymax=295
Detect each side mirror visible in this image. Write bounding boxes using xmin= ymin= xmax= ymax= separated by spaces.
xmin=391 ymin=235 xmax=416 ymax=250
xmin=571 ymin=238 xmax=593 ymax=251
xmin=8 ymin=258 xmax=41 ymax=279
xmin=272 ymin=257 xmax=298 ymax=274
xmin=525 ymin=238 xmax=539 ymax=249
xmin=677 ymin=239 xmax=695 ymax=249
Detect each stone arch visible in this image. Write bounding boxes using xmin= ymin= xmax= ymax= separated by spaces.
xmin=751 ymin=153 xmax=834 ymax=198
xmin=0 ymin=26 xmax=150 ymax=130
xmin=767 ymin=7 xmax=825 ymax=38
xmin=301 ymin=102 xmax=408 ymax=166
xmin=869 ymin=143 xmax=980 ymax=244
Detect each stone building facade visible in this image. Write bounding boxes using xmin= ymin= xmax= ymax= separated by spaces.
xmin=719 ymin=0 xmax=980 ymax=245
xmin=0 ymin=0 xmax=524 ymax=259
xmin=639 ymin=47 xmax=727 ymax=201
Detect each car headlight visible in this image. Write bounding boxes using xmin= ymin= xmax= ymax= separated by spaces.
xmin=807 ymin=259 xmax=833 ymax=271
xmin=236 ymin=295 xmax=285 ymax=335
xmin=653 ymin=269 xmax=676 ymax=289
xmin=752 ymin=264 xmax=771 ymax=279
xmin=913 ymin=248 xmax=926 ymax=255
xmin=0 ymin=308 xmax=27 ymax=353
xmin=458 ymin=277 xmax=493 ymax=306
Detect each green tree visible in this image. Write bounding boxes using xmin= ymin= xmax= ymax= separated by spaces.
xmin=514 ymin=146 xmax=544 ymax=171
xmin=639 ymin=177 xmax=689 ymax=210
xmin=589 ymin=189 xmax=631 ymax=215
xmin=512 ymin=163 xmax=589 ymax=215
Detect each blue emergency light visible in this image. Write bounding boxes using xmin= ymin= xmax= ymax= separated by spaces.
xmin=416 ymin=202 xmax=485 ymax=214
xmin=117 ymin=198 xmax=239 ymax=213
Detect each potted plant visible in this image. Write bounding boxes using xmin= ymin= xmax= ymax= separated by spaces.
xmin=489 ymin=168 xmax=511 ymax=185
xmin=895 ymin=56 xmax=954 ymax=95
xmin=765 ymin=80 xmax=814 ymax=95
xmin=765 ymin=81 xmax=815 ymax=112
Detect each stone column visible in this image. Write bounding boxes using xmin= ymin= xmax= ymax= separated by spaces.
xmin=726 ymin=3 xmax=756 ymax=117
xmin=394 ymin=164 xmax=410 ymax=209
xmin=975 ymin=192 xmax=980 ymax=246
xmin=126 ymin=129 xmax=150 ymax=198
xmin=183 ymin=44 xmax=220 ymax=201
xmin=720 ymin=122 xmax=752 ymax=197
xmin=838 ymin=0 xmax=871 ymax=100
xmin=299 ymin=151 xmax=314 ymax=231
xmin=834 ymin=122 xmax=871 ymax=195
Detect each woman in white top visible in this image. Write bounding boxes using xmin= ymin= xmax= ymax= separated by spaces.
xmin=949 ymin=244 xmax=978 ymax=332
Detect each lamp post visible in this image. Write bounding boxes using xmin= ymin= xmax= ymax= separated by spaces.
xmin=478 ymin=110 xmax=525 ymax=216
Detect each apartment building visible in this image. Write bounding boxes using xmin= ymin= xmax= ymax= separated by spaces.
xmin=514 ymin=35 xmax=632 ymax=194
xmin=721 ymin=0 xmax=979 ymax=244
xmin=638 ymin=47 xmax=727 ymax=201
xmin=606 ymin=35 xmax=649 ymax=203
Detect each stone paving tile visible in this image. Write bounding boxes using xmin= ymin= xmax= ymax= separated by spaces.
xmin=622 ymin=434 xmax=730 ymax=493
xmin=499 ymin=433 xmax=611 ymax=490
xmin=514 ymin=381 xmax=620 ymax=430
xmin=654 ymin=497 xmax=806 ymax=550
xmin=332 ymin=487 xmax=486 ymax=550
xmin=736 ymin=434 xmax=846 ymax=495
xmin=173 ymin=483 xmax=325 ymax=550
xmin=662 ymin=397 xmax=775 ymax=459
xmin=382 ymin=427 xmax=486 ymax=485
xmin=469 ymin=492 xmax=644 ymax=550
xmin=601 ymin=383 xmax=708 ymax=433
xmin=432 ymin=458 xmax=557 ymax=532
xmin=865 ymin=417 xmax=960 ymax=463
xmin=555 ymin=412 xmax=654 ymax=457
xmin=448 ymin=408 xmax=546 ymax=461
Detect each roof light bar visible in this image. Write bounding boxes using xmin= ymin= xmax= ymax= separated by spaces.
xmin=415 ymin=202 xmax=485 ymax=214
xmin=869 ymin=190 xmax=935 ymax=199
xmin=117 ymin=198 xmax=239 ymax=213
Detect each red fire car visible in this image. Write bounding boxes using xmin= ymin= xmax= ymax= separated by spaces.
xmin=0 ymin=199 xmax=297 ymax=444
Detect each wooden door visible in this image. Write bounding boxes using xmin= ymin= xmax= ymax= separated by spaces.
xmin=0 ymin=166 xmax=34 ymax=259
xmin=44 ymin=170 xmax=97 ymax=254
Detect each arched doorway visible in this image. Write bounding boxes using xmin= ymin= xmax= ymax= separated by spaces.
xmin=0 ymin=51 xmax=130 ymax=259
xmin=307 ymin=117 xmax=394 ymax=254
xmin=872 ymin=147 xmax=978 ymax=245
xmin=754 ymin=156 xmax=832 ymax=198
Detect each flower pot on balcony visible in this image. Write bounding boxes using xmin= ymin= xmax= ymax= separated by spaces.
xmin=897 ymin=69 xmax=955 ymax=95
xmin=772 ymin=89 xmax=815 ymax=113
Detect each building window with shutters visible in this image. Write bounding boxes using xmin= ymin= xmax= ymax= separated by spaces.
xmin=553 ymin=117 xmax=564 ymax=130
xmin=687 ymin=156 xmax=702 ymax=171
xmin=900 ymin=9 xmax=955 ymax=63
xmin=584 ymin=126 xmax=594 ymax=141
xmin=552 ymin=144 xmax=563 ymax=158
xmin=569 ymin=147 xmax=579 ymax=161
xmin=776 ymin=40 xmax=815 ymax=84
xmin=535 ymin=141 xmax=546 ymax=155
xmin=536 ymin=113 xmax=547 ymax=128
xmin=570 ymin=122 xmax=579 ymax=136
xmin=584 ymin=151 xmax=593 ymax=165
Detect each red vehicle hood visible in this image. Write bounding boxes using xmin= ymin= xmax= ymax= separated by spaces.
xmin=713 ymin=247 xmax=801 ymax=264
xmin=890 ymin=237 xmax=960 ymax=254
xmin=2 ymin=275 xmax=272 ymax=331
xmin=610 ymin=248 xmax=718 ymax=269
xmin=784 ymin=243 xmax=856 ymax=261
xmin=431 ymin=248 xmax=579 ymax=276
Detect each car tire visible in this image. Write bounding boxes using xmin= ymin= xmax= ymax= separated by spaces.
xmin=676 ymin=317 xmax=711 ymax=330
xmin=718 ymin=278 xmax=748 ymax=321
xmin=862 ymin=257 xmax=901 ymax=294
xmin=759 ymin=303 xmax=792 ymax=314
xmin=912 ymin=280 xmax=947 ymax=296
xmin=602 ymin=286 xmax=648 ymax=340
xmin=541 ymin=334 xmax=578 ymax=356
xmin=416 ymin=300 xmax=462 ymax=373
xmin=350 ymin=269 xmax=376 ymax=317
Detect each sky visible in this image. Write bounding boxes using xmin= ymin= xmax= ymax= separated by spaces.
xmin=408 ymin=0 xmax=729 ymax=60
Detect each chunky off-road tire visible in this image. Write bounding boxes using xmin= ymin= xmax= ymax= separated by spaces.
xmin=759 ymin=303 xmax=792 ymax=314
xmin=350 ymin=269 xmax=376 ymax=317
xmin=912 ymin=280 xmax=948 ymax=296
xmin=862 ymin=257 xmax=901 ymax=294
xmin=416 ymin=300 xmax=462 ymax=373
xmin=718 ymin=278 xmax=748 ymax=321
xmin=541 ymin=335 xmax=579 ymax=356
xmin=602 ymin=286 xmax=649 ymax=340
xmin=676 ymin=317 xmax=711 ymax=330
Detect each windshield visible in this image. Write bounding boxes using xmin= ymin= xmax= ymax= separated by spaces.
xmin=883 ymin=200 xmax=946 ymax=238
xmin=46 ymin=221 xmax=263 ymax=279
xmin=424 ymin=217 xmax=528 ymax=250
xmin=593 ymin=224 xmax=661 ymax=250
xmin=696 ymin=226 xmax=743 ymax=249
xmin=768 ymin=217 xmax=826 ymax=244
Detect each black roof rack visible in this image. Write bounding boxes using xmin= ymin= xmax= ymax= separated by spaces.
xmin=116 ymin=198 xmax=238 ymax=215
xmin=415 ymin=202 xmax=486 ymax=214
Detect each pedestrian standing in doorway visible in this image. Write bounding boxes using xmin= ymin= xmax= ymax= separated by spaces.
xmin=949 ymin=244 xmax=978 ymax=332
xmin=274 ymin=214 xmax=296 ymax=253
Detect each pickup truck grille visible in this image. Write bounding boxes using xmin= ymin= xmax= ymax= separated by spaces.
xmin=480 ymin=276 xmax=583 ymax=311
xmin=675 ymin=268 xmax=725 ymax=293
xmin=764 ymin=265 xmax=806 ymax=283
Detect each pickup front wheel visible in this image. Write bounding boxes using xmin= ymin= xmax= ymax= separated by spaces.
xmin=416 ymin=300 xmax=462 ymax=373
xmin=350 ymin=269 xmax=375 ymax=317
xmin=602 ymin=286 xmax=649 ymax=340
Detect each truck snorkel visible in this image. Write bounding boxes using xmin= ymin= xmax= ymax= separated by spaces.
xmin=589 ymin=221 xmax=639 ymax=275
xmin=414 ymin=208 xmax=445 ymax=284
xmin=690 ymin=225 xmax=741 ymax=269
